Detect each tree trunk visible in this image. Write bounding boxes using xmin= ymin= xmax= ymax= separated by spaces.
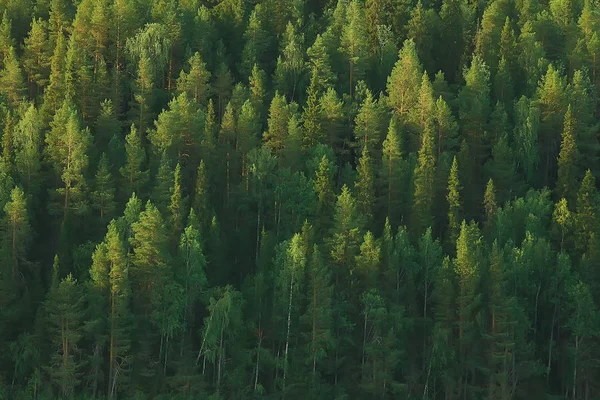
xmin=283 ymin=274 xmax=294 ymax=397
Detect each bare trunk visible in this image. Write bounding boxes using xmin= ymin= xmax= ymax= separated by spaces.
xmin=283 ymin=274 xmax=294 ymax=397
xmin=547 ymin=305 xmax=557 ymax=382
xmin=255 ymin=201 xmax=261 ymax=268
xmin=217 ymin=327 xmax=224 ymax=392
xmin=573 ymin=335 xmax=578 ymax=400
xmin=254 ymin=322 xmax=262 ymax=391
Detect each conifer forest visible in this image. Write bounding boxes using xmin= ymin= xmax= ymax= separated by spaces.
xmin=3 ymin=0 xmax=600 ymax=398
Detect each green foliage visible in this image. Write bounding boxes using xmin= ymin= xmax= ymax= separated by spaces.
xmin=0 ymin=2 xmax=598 ymax=399
xmin=119 ymin=124 xmax=148 ymax=199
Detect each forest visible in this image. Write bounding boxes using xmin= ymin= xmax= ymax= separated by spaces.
xmin=0 ymin=0 xmax=599 ymax=398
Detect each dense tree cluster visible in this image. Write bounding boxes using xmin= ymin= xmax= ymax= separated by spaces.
xmin=0 ymin=0 xmax=599 ymax=399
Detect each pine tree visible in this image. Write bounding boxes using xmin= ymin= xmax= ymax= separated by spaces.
xmin=263 ymin=92 xmax=292 ymax=155
xmin=177 ymin=52 xmax=211 ymax=105
xmin=237 ymin=100 xmax=260 ymax=180
xmin=277 ymin=232 xmax=307 ymax=394
xmin=0 ymin=46 xmax=25 ymax=107
xmin=339 ymin=0 xmax=369 ymax=97
xmin=320 ymin=87 xmax=344 ymax=151
xmin=95 ymin=99 xmax=121 ymax=157
xmin=407 ymin=1 xmax=437 ymax=73
xmin=153 ymin=152 xmax=174 ymax=215
xmin=355 ymin=145 xmax=375 ymax=222
xmin=193 ymin=160 xmax=210 ymax=228
xmin=313 ymin=155 xmax=336 ymax=233
xmin=454 ymin=220 xmax=483 ymax=397
xmin=45 ymin=100 xmax=91 ymax=222
xmin=281 ymin=114 xmax=303 ymax=170
xmin=91 ymin=153 xmax=116 ymax=222
xmin=0 ymin=12 xmax=15 ymax=67
xmin=22 ymin=18 xmax=50 ymax=94
xmin=129 ymin=55 xmax=154 ymax=137
xmin=355 ymin=231 xmax=381 ymax=290
xmin=439 ymin=0 xmax=467 ymax=81
xmin=353 ymin=89 xmax=382 ymax=155
xmin=129 ymin=200 xmax=171 ymax=328
xmin=44 ymin=273 xmax=85 ymax=398
xmin=484 ymin=178 xmax=497 ymax=223
xmin=419 ymin=227 xmax=443 ymax=323
xmin=3 ymin=186 xmax=30 ymax=283
xmin=90 ymin=0 xmax=111 ymax=66
xmin=301 ymin=245 xmax=333 ymax=384
xmin=302 ymin=70 xmax=323 ymax=149
xmin=89 ymin=220 xmax=131 ymax=397
xmin=459 ymin=55 xmax=491 ymax=168
xmin=380 ymin=116 xmax=405 ymax=228
xmin=575 ymin=170 xmax=599 ymax=251
xmin=13 ymin=104 xmax=42 ymax=194
xmin=328 ymin=185 xmax=365 ymax=283
xmin=307 ymin=34 xmax=336 ymax=90
xmin=119 ymin=124 xmax=149 ymax=199
xmin=106 ymin=220 xmax=131 ymax=397
xmin=435 ymin=96 xmax=460 ymax=157
xmin=41 ymin=31 xmax=66 ymax=121
xmin=570 ymin=69 xmax=600 ymax=177
xmin=169 ymin=163 xmax=186 ymax=241
xmin=276 ymin=22 xmax=306 ymax=102
xmin=414 ymin=71 xmax=435 ymax=130
xmin=556 ymin=105 xmax=579 ymax=202
xmin=177 ymin=218 xmax=207 ymax=342
xmin=149 ymin=93 xmax=203 ymax=164
xmin=447 ymin=156 xmax=462 ymax=247
xmin=249 ymin=64 xmax=268 ymax=120
xmin=536 ymin=64 xmax=568 ymax=185
xmin=553 ymin=198 xmax=573 ymax=251
xmin=387 ymin=39 xmax=423 ymax=117
xmin=240 ymin=4 xmax=271 ymax=78
xmin=48 ymin=0 xmax=72 ymax=45
xmin=413 ymin=121 xmax=436 ymax=237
